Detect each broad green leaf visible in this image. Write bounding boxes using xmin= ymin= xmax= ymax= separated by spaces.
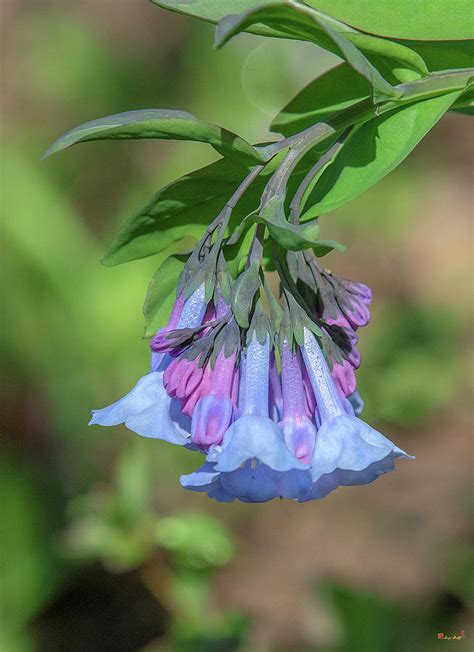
xmin=102 ymin=143 xmax=347 ymax=268
xmin=151 ymin=0 xmax=473 ymax=40
xmin=103 ymin=150 xmax=317 ymax=267
xmin=230 ymin=262 xmax=261 ymax=328
xmin=272 ymin=58 xmax=473 ymax=139
xmin=153 ymin=0 xmax=474 ymax=41
xmin=301 ymin=91 xmax=462 ymax=218
xmin=143 ymin=255 xmax=186 ymax=336
xmin=103 ymin=158 xmax=256 ymax=266
xmin=215 ymin=4 xmax=403 ymax=102
xmin=402 ymin=39 xmax=474 ymax=73
xmin=43 ymin=109 xmax=264 ymax=165
xmin=305 ymin=0 xmax=474 ymax=41
xmin=271 ymin=63 xmax=371 ymax=136
xmin=310 ymin=20 xmax=402 ymax=103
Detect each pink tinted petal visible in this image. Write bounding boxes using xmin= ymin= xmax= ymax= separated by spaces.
xmin=181 ymin=368 xmax=212 ymax=417
xmin=176 ymin=363 xmax=203 ymax=400
xmin=344 ymin=300 xmax=371 ymax=329
xmin=348 ymin=346 xmax=361 ymax=369
xmin=281 ymin=415 xmax=317 ymax=464
xmin=331 ymin=359 xmax=357 ymax=398
xmin=191 ymin=395 xmax=234 ymax=448
xmin=325 ymin=313 xmax=352 ymax=330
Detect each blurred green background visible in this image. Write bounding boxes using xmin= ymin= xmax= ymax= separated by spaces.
xmin=1 ymin=1 xmax=473 ymax=650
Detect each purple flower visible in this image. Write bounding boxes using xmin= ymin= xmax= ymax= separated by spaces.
xmin=90 ymin=243 xmax=412 ymax=504
xmin=331 ymin=358 xmax=357 ymax=398
xmin=191 ymin=350 xmax=237 ymax=449
xmin=279 ymin=341 xmax=317 ymax=464
xmin=89 ymin=285 xmax=207 ymax=444
xmin=300 ymin=328 xmax=413 ymax=501
xmin=164 ymin=357 xmax=204 ymax=402
xmin=181 ymin=333 xmax=310 ymax=502
xmin=213 ymin=334 xmax=307 ymax=473
xmin=268 ymin=351 xmax=283 ymax=422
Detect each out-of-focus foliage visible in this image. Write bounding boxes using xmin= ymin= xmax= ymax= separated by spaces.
xmin=1 ymin=2 xmax=472 ymax=650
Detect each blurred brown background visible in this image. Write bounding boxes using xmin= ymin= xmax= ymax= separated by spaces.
xmin=1 ymin=1 xmax=473 ymax=650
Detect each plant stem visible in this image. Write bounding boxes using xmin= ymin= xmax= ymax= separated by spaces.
xmin=289 ymin=128 xmax=351 ymax=224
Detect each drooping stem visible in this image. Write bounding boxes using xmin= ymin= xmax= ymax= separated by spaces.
xmin=289 ymin=128 xmax=352 ymax=224
xmin=198 ymin=164 xmax=264 ymax=257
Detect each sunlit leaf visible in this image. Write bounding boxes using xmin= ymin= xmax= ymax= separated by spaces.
xmin=43 ymin=109 xmax=264 ymax=165
xmin=153 ymin=0 xmax=474 ymax=41
xmin=271 ymin=63 xmax=371 ymax=136
xmin=301 ymin=90 xmax=462 ymax=218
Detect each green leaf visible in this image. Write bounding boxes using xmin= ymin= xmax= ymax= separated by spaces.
xmin=406 ymin=39 xmax=474 ymax=73
xmin=215 ymin=3 xmax=401 ymax=103
xmin=103 ymin=158 xmax=254 ymax=266
xmin=312 ymin=239 xmax=346 ymax=257
xmin=43 ymin=109 xmax=264 ymax=165
xmin=230 ymin=262 xmax=261 ymax=328
xmin=304 ymin=0 xmax=474 ymax=41
xmin=143 ymin=255 xmax=186 ymax=337
xmin=310 ymin=20 xmax=402 ymax=103
xmin=301 ymin=90 xmax=462 ymax=218
xmin=153 ymin=0 xmax=474 ymax=41
xmin=272 ymin=64 xmax=371 ymax=136
xmin=102 ymin=145 xmax=347 ymax=268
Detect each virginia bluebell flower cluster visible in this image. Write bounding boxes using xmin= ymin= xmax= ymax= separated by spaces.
xmin=91 ymin=244 xmax=413 ymax=502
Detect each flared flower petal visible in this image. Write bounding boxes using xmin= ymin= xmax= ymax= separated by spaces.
xmin=300 ymin=452 xmax=403 ymax=502
xmin=302 ymin=414 xmax=413 ymax=500
xmin=281 ymin=415 xmax=317 ymax=464
xmin=181 ymin=461 xmax=312 ymax=503
xmin=212 ymin=414 xmax=309 ymax=472
xmin=90 ymin=371 xmax=190 ymax=445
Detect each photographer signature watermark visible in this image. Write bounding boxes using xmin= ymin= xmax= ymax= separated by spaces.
xmin=437 ymin=630 xmax=465 ymax=641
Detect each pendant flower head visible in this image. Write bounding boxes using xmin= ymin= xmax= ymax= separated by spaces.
xmin=89 ymin=170 xmax=413 ymax=503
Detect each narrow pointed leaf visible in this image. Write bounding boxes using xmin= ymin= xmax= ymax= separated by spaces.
xmin=43 ymin=109 xmax=264 ymax=165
